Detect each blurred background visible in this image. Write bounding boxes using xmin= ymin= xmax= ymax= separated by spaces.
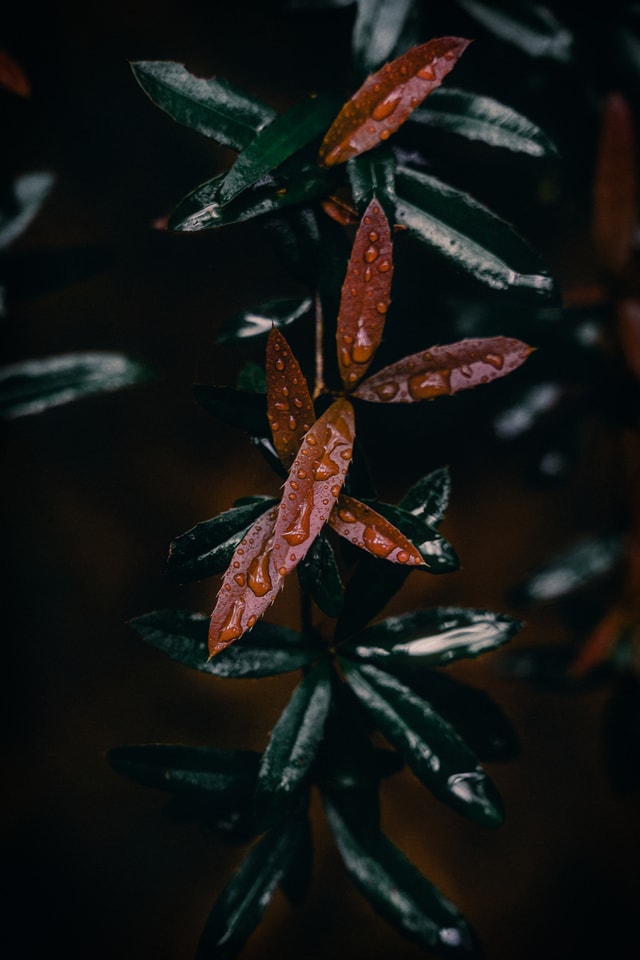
xmin=2 ymin=2 xmax=639 ymax=958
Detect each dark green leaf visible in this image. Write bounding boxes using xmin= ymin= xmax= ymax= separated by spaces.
xmin=511 ymin=533 xmax=626 ymax=605
xmin=217 ymin=297 xmax=313 ymax=344
xmin=456 ymin=0 xmax=574 ymax=63
xmin=352 ymin=0 xmax=418 ymax=80
xmin=492 ymin=381 xmax=565 ymax=440
xmin=0 ymin=171 xmax=54 ymax=249
xmin=193 ymin=384 xmax=269 ymax=434
xmin=236 ymin=361 xmax=267 ymax=393
xmin=1 ymin=247 xmax=116 ymax=303
xmin=130 ymin=61 xmax=275 ymax=150
xmin=347 ymin=146 xmax=397 ymax=220
xmin=340 ymin=660 xmax=504 ymax=825
xmin=0 ymin=352 xmax=154 ymax=420
xmin=166 ymin=499 xmax=277 ymax=582
xmin=409 ymin=87 xmax=559 ymax=157
xmin=395 ymin=166 xmax=556 ymax=299
xmin=297 ymin=530 xmax=344 ymax=617
xmin=249 ymin=434 xmax=288 ymax=478
xmin=400 ymin=466 xmax=451 ymax=528
xmin=129 ymin=609 xmax=316 ymax=678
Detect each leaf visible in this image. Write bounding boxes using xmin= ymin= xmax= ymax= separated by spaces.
xmin=323 ymin=792 xmax=481 ymax=957
xmin=395 ymin=166 xmax=556 ymax=297
xmin=492 ymin=381 xmax=566 ymax=440
xmin=297 ymin=530 xmax=344 ymax=617
xmin=266 ymin=327 xmax=316 ymax=469
xmin=340 ymin=660 xmax=504 ymax=825
xmin=166 ymin=499 xmax=278 ymax=583
xmin=352 ymin=0 xmax=418 ymax=80
xmin=329 ymin=494 xmax=425 ymax=566
xmin=278 ymin=813 xmax=314 ymax=904
xmin=344 ymin=607 xmax=521 ymax=667
xmin=347 ymin=146 xmax=397 ymax=220
xmin=318 ymin=37 xmax=472 ymax=167
xmin=216 ymin=297 xmax=313 ymax=344
xmin=408 ymin=87 xmax=559 ymax=157
xmin=360 ymin=499 xmax=458 ymax=570
xmin=255 ymin=661 xmax=332 ymax=822
xmin=192 ymin=384 xmax=269 ymax=435
xmin=0 ymin=352 xmax=154 ymax=420
xmin=0 ymin=172 xmax=55 ymax=250
xmin=129 ymin=609 xmax=316 ymax=678
xmin=400 ymin=466 xmax=451 ymax=528
xmin=130 ymin=61 xmax=275 ymax=150
xmin=511 ymin=533 xmax=626 ymax=605
xmin=336 ymin=198 xmax=394 ymax=390
xmin=236 ymin=361 xmax=267 ymax=393
xmin=456 ymin=0 xmax=574 ymax=63
xmin=219 ymin=92 xmax=342 ymax=203
xmin=0 ymin=49 xmax=30 ymax=97
xmin=353 ymin=336 xmax=534 ymax=403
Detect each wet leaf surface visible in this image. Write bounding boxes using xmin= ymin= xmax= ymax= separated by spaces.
xmin=216 ymin=297 xmax=313 ymax=343
xmin=347 ymin=146 xmax=397 ymax=219
xmin=296 ymin=530 xmax=344 ymax=617
xmin=266 ymin=327 xmax=316 ymax=469
xmin=329 ymin=494 xmax=425 ymax=566
xmin=400 ymin=466 xmax=451 ymax=528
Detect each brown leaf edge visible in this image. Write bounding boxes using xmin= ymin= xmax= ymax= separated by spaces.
xmin=266 ymin=327 xmax=316 ymax=469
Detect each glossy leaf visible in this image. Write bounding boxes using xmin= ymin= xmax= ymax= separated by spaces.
xmin=456 ymin=0 xmax=574 ymax=62
xmin=340 ymin=660 xmax=504 ymax=825
xmin=353 ymin=336 xmax=534 ymax=403
xmin=0 ymin=352 xmax=153 ymax=420
xmin=297 ymin=530 xmax=344 ymax=617
xmin=236 ymin=362 xmax=266 ymax=394
xmin=395 ymin=167 xmax=556 ymax=297
xmin=409 ymin=87 xmax=559 ymax=157
xmin=217 ymin=297 xmax=313 ymax=344
xmin=318 ymin=37 xmax=472 ymax=167
xmin=511 ymin=534 xmax=626 ymax=605
xmin=266 ymin=327 xmax=316 ymax=469
xmin=329 ymin=494 xmax=425 ymax=567
xmin=0 ymin=50 xmax=30 ymax=97
xmin=400 ymin=466 xmax=451 ymax=528
xmin=192 ymin=384 xmax=269 ymax=435
xmin=352 ymin=0 xmax=418 ymax=80
xmin=360 ymin=499 xmax=458 ymax=570
xmin=347 ymin=146 xmax=397 ymax=220
xmin=336 ymin=198 xmax=393 ymax=390
xmin=0 ymin=172 xmax=55 ymax=250
xmin=129 ymin=609 xmax=316 ymax=678
xmin=219 ymin=92 xmax=342 ymax=203
xmin=130 ymin=61 xmax=275 ymax=150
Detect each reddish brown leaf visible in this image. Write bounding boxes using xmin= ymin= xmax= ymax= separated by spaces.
xmin=318 ymin=37 xmax=472 ymax=167
xmin=352 ymin=337 xmax=534 ymax=403
xmin=329 ymin=494 xmax=424 ymax=566
xmin=266 ymin=327 xmax=316 ymax=469
xmin=592 ymin=92 xmax=638 ymax=276
xmin=618 ymin=298 xmax=640 ymax=381
xmin=208 ymin=507 xmax=280 ymax=657
xmin=336 ymin=199 xmax=393 ymax=391
xmin=0 ymin=50 xmax=30 ymax=97
xmin=322 ymin=194 xmax=359 ymax=225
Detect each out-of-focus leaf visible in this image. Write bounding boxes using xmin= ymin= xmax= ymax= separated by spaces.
xmin=400 ymin=466 xmax=451 ymax=528
xmin=603 ymin=676 xmax=640 ymax=793
xmin=0 ymin=49 xmax=30 ymax=97
xmin=192 ymin=384 xmax=269 ymax=435
xmin=456 ymin=0 xmax=574 ymax=62
xmin=618 ymin=298 xmax=640 ymax=381
xmin=347 ymin=146 xmax=397 ymax=220
xmin=0 ymin=172 xmax=55 ymax=249
xmin=511 ymin=534 xmax=626 ymax=605
xmin=236 ymin=361 xmax=267 ymax=393
xmin=166 ymin=499 xmax=278 ymax=583
xmin=409 ymin=87 xmax=559 ymax=156
xmin=352 ymin=0 xmax=418 ymax=79
xmin=286 ymin=0 xmax=354 ymax=7
xmin=0 ymin=352 xmax=153 ymax=420
xmin=266 ymin=327 xmax=315 ymax=469
xmin=297 ymin=530 xmax=344 ymax=617
xmin=353 ymin=336 xmax=534 ymax=402
xmin=336 ymin=198 xmax=393 ymax=390
xmin=340 ymin=660 xmax=504 ymax=825
xmin=217 ymin=297 xmax=313 ymax=344
xmin=329 ymin=494 xmax=425 ymax=566
xmin=395 ymin=167 xmax=556 ymax=298
xmin=500 ymin=644 xmax=597 ymax=690
xmin=279 ymin=813 xmax=314 ymax=904
xmin=1 ymin=247 xmax=116 ymax=303
xmin=318 ymin=37 xmax=471 ymax=166
xmin=130 ymin=61 xmax=275 ymax=150
xmin=493 ymin=381 xmax=566 ymax=440
xmin=219 ymin=92 xmax=342 ymax=203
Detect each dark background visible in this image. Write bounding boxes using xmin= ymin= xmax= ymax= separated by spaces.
xmin=2 ymin=2 xmax=638 ymax=958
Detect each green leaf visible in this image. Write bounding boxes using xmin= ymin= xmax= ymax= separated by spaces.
xmin=511 ymin=533 xmax=626 ymax=605
xmin=400 ymin=466 xmax=451 ymax=528
xmin=193 ymin=384 xmax=269 ymax=434
xmin=409 ymin=87 xmax=559 ymax=157
xmin=129 ymin=609 xmax=316 ymax=678
xmin=323 ymin=790 xmax=480 ymax=957
xmin=340 ymin=660 xmax=504 ymax=825
xmin=344 ymin=607 xmax=521 ymax=667
xmin=456 ymin=0 xmax=574 ymax=63
xmin=0 ymin=171 xmax=55 ymax=249
xmin=236 ymin=361 xmax=267 ymax=393
xmin=130 ymin=61 xmax=275 ymax=150
xmin=395 ymin=166 xmax=556 ymax=298
xmin=255 ymin=661 xmax=332 ymax=821
xmin=352 ymin=0 xmax=418 ymax=79
xmin=217 ymin=297 xmax=313 ymax=344
xmin=0 ymin=352 xmax=154 ymax=420
xmin=219 ymin=92 xmax=342 ymax=203
xmin=297 ymin=530 xmax=344 ymax=617
xmin=278 ymin=814 xmax=314 ymax=904
xmin=347 ymin=147 xmax=397 ymax=220
xmin=166 ymin=499 xmax=278 ymax=583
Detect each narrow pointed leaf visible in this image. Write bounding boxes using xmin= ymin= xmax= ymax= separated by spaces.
xmin=0 ymin=172 xmax=54 ymax=249
xmin=266 ymin=327 xmax=315 ymax=469
xmin=592 ymin=92 xmax=638 ymax=275
xmin=130 ymin=61 xmax=275 ymax=149
xmin=0 ymin=352 xmax=154 ymax=419
xmin=329 ymin=494 xmax=424 ymax=567
xmin=456 ymin=0 xmax=574 ymax=63
xmin=297 ymin=530 xmax=344 ymax=617
xmin=409 ymin=87 xmax=559 ymax=157
xmin=0 ymin=50 xmax=31 ymax=97
xmin=336 ymin=198 xmax=393 ymax=390
xmin=318 ymin=37 xmax=472 ymax=167
xmin=236 ymin=362 xmax=266 ymax=393
xmin=217 ymin=297 xmax=313 ymax=344
xmin=192 ymin=384 xmax=269 ymax=435
xmin=400 ymin=466 xmax=451 ymax=528
xmin=353 ymin=336 xmax=534 ymax=403
xmin=511 ymin=533 xmax=626 ymax=605
xmin=129 ymin=609 xmax=315 ymax=678
xmin=352 ymin=0 xmax=418 ymax=79
xmin=360 ymin=499 xmax=458 ymax=569
xmin=395 ymin=166 xmax=556 ymax=296
xmin=340 ymin=660 xmax=504 ymax=825
xmin=279 ymin=813 xmax=314 ymax=904
xmin=347 ymin=147 xmax=397 ymax=220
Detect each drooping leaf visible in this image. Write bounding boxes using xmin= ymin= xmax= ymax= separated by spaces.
xmin=353 ymin=336 xmax=534 ymax=403
xmin=192 ymin=384 xmax=269 ymax=435
xmin=492 ymin=381 xmax=566 ymax=440
xmin=297 ymin=530 xmax=344 ymax=617
xmin=217 ymin=297 xmax=313 ymax=344
xmin=336 ymin=198 xmax=394 ymax=391
xmin=166 ymin=499 xmax=278 ymax=583
xmin=129 ymin=609 xmax=316 ymax=678
xmin=0 ymin=352 xmax=154 ymax=419
xmin=130 ymin=61 xmax=275 ymax=150
xmin=329 ymin=494 xmax=425 ymax=566
xmin=408 ymin=87 xmax=559 ymax=157
xmin=395 ymin=166 xmax=556 ymax=297
xmin=318 ymin=37 xmax=472 ymax=166
xmin=0 ymin=49 xmax=30 ymax=97
xmin=340 ymin=660 xmax=504 ymax=825
xmin=347 ymin=146 xmax=397 ymax=220
xmin=0 ymin=172 xmax=55 ymax=250
xmin=266 ymin=327 xmax=316 ymax=469
xmin=360 ymin=499 xmax=458 ymax=570
xmin=456 ymin=0 xmax=574 ymax=62
xmin=400 ymin=466 xmax=451 ymax=528
xmin=511 ymin=533 xmax=626 ymax=605
xmin=352 ymin=0 xmax=419 ymax=80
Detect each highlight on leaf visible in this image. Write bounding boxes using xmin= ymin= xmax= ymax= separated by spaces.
xmin=266 ymin=327 xmax=316 ymax=468
xmin=318 ymin=36 xmax=472 ymax=167
xmin=329 ymin=494 xmax=425 ymax=567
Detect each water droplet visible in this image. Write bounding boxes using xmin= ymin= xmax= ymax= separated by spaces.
xmin=408 ymin=368 xmax=452 ymax=400
xmin=364 ymin=244 xmax=379 ymax=263
xmin=288 ymin=415 xmax=297 ymax=430
xmin=293 ymin=397 xmax=303 ymax=408
xmin=374 ymin=381 xmax=399 ymax=401
xmin=247 ymin=615 xmax=257 ymax=628
xmin=350 ymin=287 xmax=358 ymax=297
xmin=483 ymin=352 xmax=504 ymax=369
xmin=274 ymin=400 xmax=288 ymax=411
xmin=372 ymin=94 xmax=401 ymax=121
xmin=275 ymin=358 xmax=285 ymax=371
xmin=422 ymin=351 xmax=433 ymax=361
xmin=322 ymin=498 xmax=329 ymax=505
xmin=274 ymin=340 xmax=281 ymax=351
xmin=330 ymin=484 xmax=340 ymax=497
xmin=399 ymin=64 xmax=408 ymax=76
xmin=417 ymin=63 xmax=436 ymax=80
xmin=338 ymin=507 xmax=356 ymax=523
xmin=223 ymin=583 xmax=231 ymax=592
xmin=217 ymin=599 xmax=246 ymax=644
xmin=348 ymin=371 xmax=359 ymax=382
xmin=288 ymin=492 xmax=297 ymax=501
xmin=363 ymin=525 xmax=395 ymax=558
xmin=341 ymin=449 xmax=352 ymax=461
xmin=460 ymin=364 xmax=472 ymax=378
xmin=373 ymin=83 xmax=381 ymax=93
xmin=367 ymin=125 xmax=375 ymax=134
xmin=377 ymin=259 xmax=391 ymax=272
xmin=283 ymin=495 xmax=313 ymax=545
xmin=307 ymin=435 xmax=317 ymax=446
xmin=364 ymin=267 xmax=372 ymax=282
xmin=351 ymin=329 xmax=374 ymax=363
xmin=297 ymin=469 xmax=307 ymax=480
xmin=233 ymin=573 xmax=246 ymax=586
xmin=282 ymin=386 xmax=289 ymax=396
xmin=278 ymin=565 xmax=287 ymax=576
xmin=313 ymin=450 xmax=339 ymax=480
xmin=397 ymin=551 xmax=409 ymax=563
xmin=232 ymin=561 xmax=240 ymax=569
xmin=369 ymin=231 xmax=379 ymax=242
xmin=379 ymin=129 xmax=391 ymax=141
xmin=364 ymin=216 xmax=371 ymax=225
xmin=376 ymin=301 xmax=388 ymax=314
xmin=247 ymin=553 xmax=273 ymax=597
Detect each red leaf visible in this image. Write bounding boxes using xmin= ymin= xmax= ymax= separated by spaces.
xmin=318 ymin=37 xmax=472 ymax=167
xmin=617 ymin=298 xmax=640 ymax=381
xmin=336 ymin=198 xmax=393 ymax=391
xmin=0 ymin=50 xmax=30 ymax=98
xmin=353 ymin=337 xmax=534 ymax=403
xmin=322 ymin=194 xmax=359 ymax=225
xmin=329 ymin=494 xmax=424 ymax=566
xmin=592 ymin=92 xmax=638 ymax=276
xmin=266 ymin=327 xmax=316 ymax=469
